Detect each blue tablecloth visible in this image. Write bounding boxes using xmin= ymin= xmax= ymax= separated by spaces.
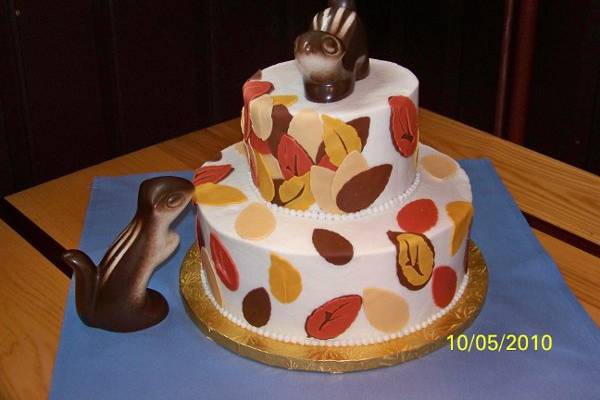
xmin=50 ymin=160 xmax=600 ymax=399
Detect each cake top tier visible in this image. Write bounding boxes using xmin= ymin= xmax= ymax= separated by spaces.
xmin=263 ymin=59 xmax=418 ymax=119
xmin=241 ymin=58 xmax=420 ymax=215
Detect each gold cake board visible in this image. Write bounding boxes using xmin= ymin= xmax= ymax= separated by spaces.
xmin=180 ymin=240 xmax=488 ymax=373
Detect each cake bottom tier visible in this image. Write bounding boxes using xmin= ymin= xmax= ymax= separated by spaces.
xmin=194 ymin=143 xmax=473 ymax=346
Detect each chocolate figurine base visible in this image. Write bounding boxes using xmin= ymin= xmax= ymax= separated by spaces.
xmin=180 ymin=240 xmax=488 ymax=373
xmin=304 ymin=79 xmax=355 ymax=103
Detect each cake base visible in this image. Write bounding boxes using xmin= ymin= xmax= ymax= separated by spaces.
xmin=180 ymin=240 xmax=488 ymax=373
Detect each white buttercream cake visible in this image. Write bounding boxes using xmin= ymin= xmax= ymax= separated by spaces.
xmin=192 ymin=58 xmax=474 ymax=346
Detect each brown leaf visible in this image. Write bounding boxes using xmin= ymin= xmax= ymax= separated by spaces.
xmin=336 ymin=164 xmax=392 ymax=212
xmin=266 ymin=104 xmax=293 ymax=154
xmin=242 ymin=287 xmax=271 ymax=327
xmin=331 ymin=151 xmax=368 ymax=199
xmin=312 ymin=229 xmax=354 ymax=265
xmin=347 ymin=117 xmax=370 ymax=148
xmin=305 ymin=295 xmax=362 ymax=339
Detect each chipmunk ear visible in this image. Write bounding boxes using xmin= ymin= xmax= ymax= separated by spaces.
xmin=328 ymin=0 xmax=356 ymax=11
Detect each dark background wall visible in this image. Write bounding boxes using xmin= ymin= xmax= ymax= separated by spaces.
xmin=1 ymin=0 xmax=598 ymax=196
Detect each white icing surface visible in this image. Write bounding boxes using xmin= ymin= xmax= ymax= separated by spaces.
xmin=255 ymin=59 xmax=420 ymax=209
xmin=196 ymin=143 xmax=472 ymax=343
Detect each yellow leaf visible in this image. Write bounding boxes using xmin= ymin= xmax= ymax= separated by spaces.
xmin=249 ymin=95 xmax=273 ymax=140
xmin=200 ymin=247 xmax=223 ymax=306
xmin=195 ymin=183 xmax=247 ymax=205
xmin=235 ymin=203 xmax=276 ymax=240
xmin=288 ymin=109 xmax=323 ymax=161
xmin=446 ymin=201 xmax=473 ymax=255
xmin=331 ymin=151 xmax=368 ymax=199
xmin=362 ymin=288 xmax=409 ymax=333
xmin=322 ymin=114 xmax=362 ymax=166
xmin=255 ymin=152 xmax=275 ymax=201
xmin=279 ymin=173 xmax=314 ymax=210
xmin=269 ymin=253 xmax=302 ymax=303
xmin=310 ymin=166 xmax=341 ymax=213
xmin=272 ymin=95 xmax=298 ymax=107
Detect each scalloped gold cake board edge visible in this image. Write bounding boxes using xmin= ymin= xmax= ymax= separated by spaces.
xmin=179 ymin=240 xmax=488 ymax=373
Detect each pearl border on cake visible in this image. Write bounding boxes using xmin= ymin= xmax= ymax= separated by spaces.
xmin=247 ymin=171 xmax=421 ymax=220
xmin=200 ymin=268 xmax=470 ymax=347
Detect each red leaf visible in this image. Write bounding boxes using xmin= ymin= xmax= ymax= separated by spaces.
xmin=396 ymin=198 xmax=438 ymax=233
xmin=209 ymin=233 xmax=239 ymax=291
xmin=277 ymin=134 xmax=313 ymax=180
xmin=305 ymin=295 xmax=362 ymax=339
xmin=388 ymin=96 xmax=418 ymax=157
xmin=432 ymin=266 xmax=457 ymax=308
xmin=242 ymin=81 xmax=273 ymax=140
xmin=249 ymin=132 xmax=271 ymax=154
xmin=317 ymin=154 xmax=337 ymax=171
xmin=193 ymin=164 xmax=233 ymax=185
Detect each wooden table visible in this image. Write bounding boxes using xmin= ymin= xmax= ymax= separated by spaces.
xmin=2 ymin=109 xmax=599 ymax=399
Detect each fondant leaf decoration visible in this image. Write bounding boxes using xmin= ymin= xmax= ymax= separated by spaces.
xmin=278 ymin=173 xmax=314 ymax=210
xmin=267 ymin=105 xmax=293 ymax=154
xmin=421 ymin=154 xmax=458 ymax=180
xmin=194 ymin=183 xmax=247 ymax=206
xmin=331 ymin=151 xmax=368 ymax=199
xmin=249 ymin=94 xmax=273 ymax=140
xmin=336 ymin=164 xmax=392 ymax=213
xmin=272 ymin=95 xmax=298 ymax=107
xmin=388 ymin=95 xmax=418 ymax=157
xmin=312 ymin=229 xmax=354 ymax=265
xmin=317 ymin=154 xmax=337 ymax=171
xmin=248 ymin=69 xmax=262 ymax=80
xmin=255 ymin=152 xmax=275 ymax=202
xmin=305 ymin=295 xmax=362 ymax=340
xmin=262 ymin=152 xmax=284 ymax=180
xmin=233 ymin=141 xmax=246 ymax=156
xmin=209 ymin=232 xmax=239 ymax=291
xmin=245 ymin=142 xmax=258 ymax=186
xmin=277 ymin=134 xmax=313 ymax=180
xmin=432 ymin=266 xmax=457 ymax=308
xmin=269 ymin=254 xmax=302 ymax=303
xmin=200 ymin=246 xmax=223 ymax=306
xmin=396 ymin=199 xmax=438 ymax=233
xmin=242 ymin=80 xmax=273 ymax=139
xmin=242 ymin=287 xmax=271 ymax=327
xmin=322 ymin=114 xmax=362 ymax=166
xmin=310 ymin=166 xmax=341 ymax=213
xmin=347 ymin=117 xmax=370 ymax=148
xmin=193 ymin=164 xmax=233 ymax=186
xmin=362 ymin=288 xmax=409 ymax=333
xmin=249 ymin=131 xmax=271 ymax=154
xmin=387 ymin=231 xmax=435 ymax=290
xmin=446 ymin=201 xmax=474 ymax=256
xmin=235 ymin=203 xmax=276 ymax=240
xmin=288 ymin=109 xmax=323 ymax=162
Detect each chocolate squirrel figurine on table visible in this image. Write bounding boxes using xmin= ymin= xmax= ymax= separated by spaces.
xmin=294 ymin=0 xmax=369 ymax=103
xmin=62 ymin=176 xmax=194 ymax=332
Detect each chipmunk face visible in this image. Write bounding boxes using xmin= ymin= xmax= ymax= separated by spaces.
xmin=295 ymin=31 xmax=346 ymax=82
xmin=138 ymin=177 xmax=194 ymax=222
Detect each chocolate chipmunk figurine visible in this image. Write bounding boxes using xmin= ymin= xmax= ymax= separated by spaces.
xmin=62 ymin=176 xmax=194 ymax=332
xmin=294 ymin=0 xmax=369 ymax=102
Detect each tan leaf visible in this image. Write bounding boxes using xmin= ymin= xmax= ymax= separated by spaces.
xmin=278 ymin=173 xmax=314 ymax=210
xmin=235 ymin=203 xmax=276 ymax=240
xmin=421 ymin=153 xmax=458 ymax=180
xmin=194 ymin=183 xmax=247 ymax=205
xmin=362 ymin=288 xmax=409 ymax=333
xmin=262 ymin=152 xmax=283 ymax=180
xmin=288 ymin=109 xmax=323 ymax=162
xmin=331 ymin=151 xmax=368 ymax=199
xmin=310 ymin=166 xmax=341 ymax=213
xmin=255 ymin=152 xmax=275 ymax=201
xmin=272 ymin=95 xmax=298 ymax=107
xmin=322 ymin=114 xmax=362 ymax=166
xmin=446 ymin=201 xmax=473 ymax=255
xmin=269 ymin=253 xmax=302 ymax=303
xmin=200 ymin=246 xmax=223 ymax=306
xmin=249 ymin=94 xmax=273 ymax=140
